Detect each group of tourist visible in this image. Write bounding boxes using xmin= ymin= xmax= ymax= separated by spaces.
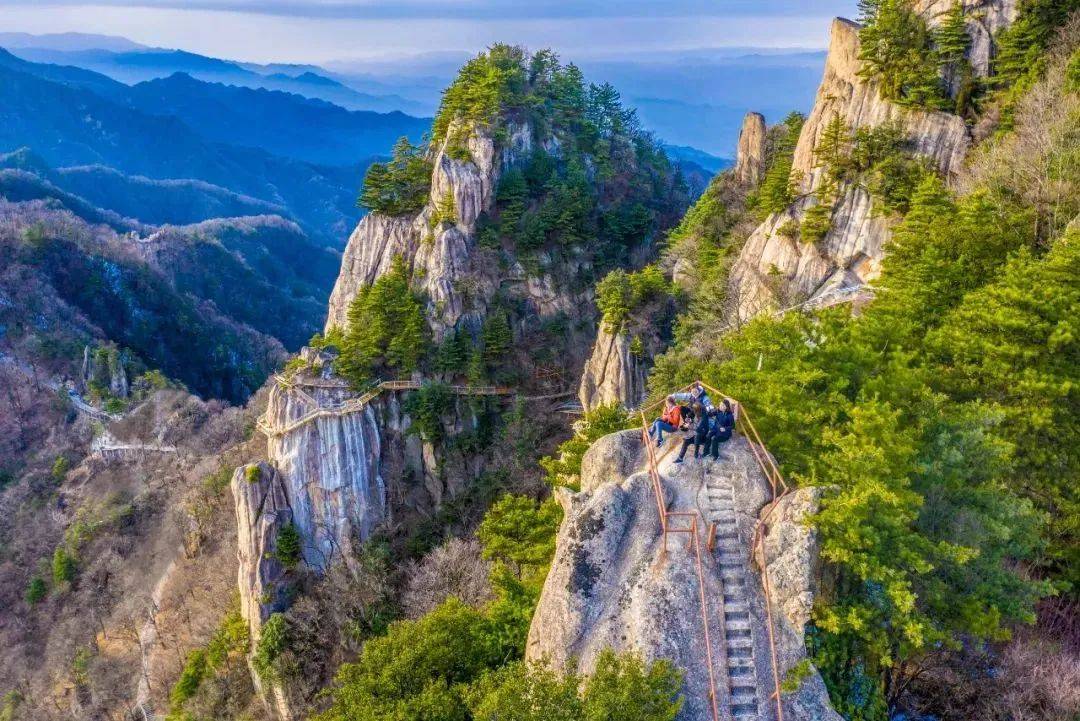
xmin=646 ymin=382 xmax=735 ymax=463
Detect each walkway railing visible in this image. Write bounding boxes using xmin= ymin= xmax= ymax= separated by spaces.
xmin=257 ymin=377 xmax=567 ymax=438
xmin=640 ymin=381 xmax=790 ymax=721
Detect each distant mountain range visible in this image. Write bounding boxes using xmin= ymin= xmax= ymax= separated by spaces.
xmin=5 ymin=34 xmax=825 ymax=157
xmin=0 ymin=48 xmax=432 ymax=247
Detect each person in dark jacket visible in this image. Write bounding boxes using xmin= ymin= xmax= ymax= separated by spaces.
xmin=675 ymin=403 xmax=710 ymax=463
xmin=708 ymin=399 xmax=735 ymax=459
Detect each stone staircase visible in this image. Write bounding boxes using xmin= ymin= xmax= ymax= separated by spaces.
xmin=703 ymin=476 xmax=762 ymax=721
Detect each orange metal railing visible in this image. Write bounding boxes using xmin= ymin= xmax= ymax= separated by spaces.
xmin=641 ymin=381 xmax=789 ymax=721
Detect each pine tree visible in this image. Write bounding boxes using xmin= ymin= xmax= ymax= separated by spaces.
xmin=815 ymin=113 xmax=851 ymax=182
xmin=481 ymin=312 xmax=513 ymax=367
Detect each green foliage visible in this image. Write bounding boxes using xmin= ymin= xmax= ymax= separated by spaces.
xmin=467 ymin=651 xmax=682 ymax=721
xmin=780 ymin=659 xmax=814 ymax=694
xmin=434 ymin=46 xmax=686 ymax=269
xmin=169 ymin=649 xmax=208 ymax=712
xmin=0 ymin=691 xmax=21 ymax=721
xmin=1066 ymin=46 xmax=1080 ymax=90
xmin=274 ymin=524 xmax=302 ymax=569
xmin=433 ymin=330 xmax=474 ymax=376
xmin=595 ymin=265 xmax=671 ymax=331
xmin=165 ymin=601 xmax=252 ymax=720
xmin=753 ymin=112 xmax=805 ymax=215
xmin=25 ymin=576 xmax=46 ymax=605
xmin=313 ymin=599 xmax=508 ymax=721
xmin=858 ymin=0 xmax=949 ymax=109
xmin=358 ymin=137 xmax=433 ymax=216
xmin=403 ymin=382 xmax=455 ymax=443
xmin=244 ymin=465 xmax=261 ymax=484
xmin=253 ymin=613 xmax=290 ymax=684
xmin=477 ymin=495 xmax=561 ymax=580
xmin=481 ymin=312 xmax=513 ymax=368
xmin=993 ymin=0 xmax=1080 ymax=93
xmin=541 ymin=403 xmax=635 ymax=489
xmin=51 ymin=546 xmax=76 ymax=587
xmin=432 ymin=192 xmax=458 ymax=227
xmin=336 ymin=256 xmax=429 ymax=386
xmin=50 ymin=455 xmax=69 ymax=483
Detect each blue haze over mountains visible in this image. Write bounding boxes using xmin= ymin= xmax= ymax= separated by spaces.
xmin=0 ymin=32 xmax=822 ymax=387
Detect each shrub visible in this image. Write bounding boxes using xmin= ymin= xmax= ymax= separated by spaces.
xmin=169 ymin=648 xmax=208 ymax=710
xmin=596 ymin=265 xmax=671 ymax=331
xmin=244 ymin=465 xmax=261 ymax=484
xmin=24 ymin=577 xmax=46 ymax=605
xmin=50 ymin=456 xmax=69 ymax=483
xmin=477 ymin=495 xmax=562 ymax=579
xmin=540 ymin=403 xmax=634 ymax=489
xmin=51 ymin=546 xmax=76 ymax=586
xmin=274 ymin=524 xmax=302 ymax=569
xmin=253 ymin=613 xmax=290 ymax=683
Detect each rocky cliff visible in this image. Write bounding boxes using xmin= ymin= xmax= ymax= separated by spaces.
xmin=727 ymin=5 xmax=1014 ymax=319
xmin=528 ymin=429 xmax=839 ymax=721
xmin=325 ymin=123 xmax=540 ymax=339
xmin=734 ymin=112 xmax=768 ymax=187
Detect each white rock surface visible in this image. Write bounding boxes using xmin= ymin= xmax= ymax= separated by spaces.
xmin=726 ymin=13 xmax=989 ymax=319
xmin=528 ymin=429 xmax=840 ymax=721
xmin=262 ymin=367 xmax=386 ymax=571
xmin=577 ymin=326 xmax=646 ymax=412
xmin=735 ymin=112 xmax=768 ymax=187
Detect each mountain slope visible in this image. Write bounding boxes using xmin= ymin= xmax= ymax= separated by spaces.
xmin=0 ymin=54 xmax=366 ymax=246
xmin=122 ymin=72 xmax=430 ymax=167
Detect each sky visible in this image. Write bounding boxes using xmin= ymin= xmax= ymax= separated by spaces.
xmin=0 ymin=0 xmax=859 ymax=64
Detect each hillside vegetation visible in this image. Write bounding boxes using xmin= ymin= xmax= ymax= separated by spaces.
xmin=650 ymin=12 xmax=1080 ymax=720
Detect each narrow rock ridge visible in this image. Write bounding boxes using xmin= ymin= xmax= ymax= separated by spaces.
xmin=527 ymin=429 xmax=840 ymax=721
xmin=734 ymin=112 xmax=768 ymax=187
xmin=726 ymin=7 xmax=1012 ymax=320
xmin=577 ymin=326 xmax=646 ymax=412
xmin=325 ymin=121 xmax=542 ymax=339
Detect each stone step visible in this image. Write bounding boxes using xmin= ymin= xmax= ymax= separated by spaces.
xmin=715 ymin=532 xmax=738 ymax=541
xmin=723 ymin=594 xmax=744 ymax=604
xmin=731 ymin=685 xmax=757 ymax=697
xmin=727 ymin=645 xmax=753 ymax=658
xmin=726 ymin=628 xmax=753 ymax=641
xmin=725 ymin=610 xmax=751 ymax=622
xmin=732 ymin=702 xmax=759 ymax=717
xmin=728 ymin=664 xmax=754 ymax=677
xmin=718 ymin=560 xmax=743 ymax=571
xmin=722 ymin=574 xmax=746 ymax=585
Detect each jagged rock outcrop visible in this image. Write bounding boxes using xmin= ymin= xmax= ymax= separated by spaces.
xmin=232 ymin=461 xmax=294 ymax=639
xmin=260 ymin=350 xmax=386 ymax=571
xmin=528 ymin=429 xmax=840 ymax=721
xmin=577 ymin=326 xmax=646 ymax=412
xmin=734 ymin=112 xmax=768 ymax=187
xmin=325 ymin=123 xmax=541 ymax=339
xmin=726 ymin=8 xmax=1010 ymax=319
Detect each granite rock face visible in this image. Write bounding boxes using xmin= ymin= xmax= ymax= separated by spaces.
xmin=726 ymin=8 xmax=1013 ymax=319
xmin=262 ymin=358 xmax=386 ymax=571
xmin=325 ymin=122 xmax=541 ymax=340
xmin=577 ymin=326 xmax=646 ymax=412
xmin=528 ymin=429 xmax=840 ymax=721
xmin=734 ymin=112 xmax=768 ymax=187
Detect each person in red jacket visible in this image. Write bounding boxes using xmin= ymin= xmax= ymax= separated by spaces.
xmin=648 ymin=396 xmax=683 ymax=446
